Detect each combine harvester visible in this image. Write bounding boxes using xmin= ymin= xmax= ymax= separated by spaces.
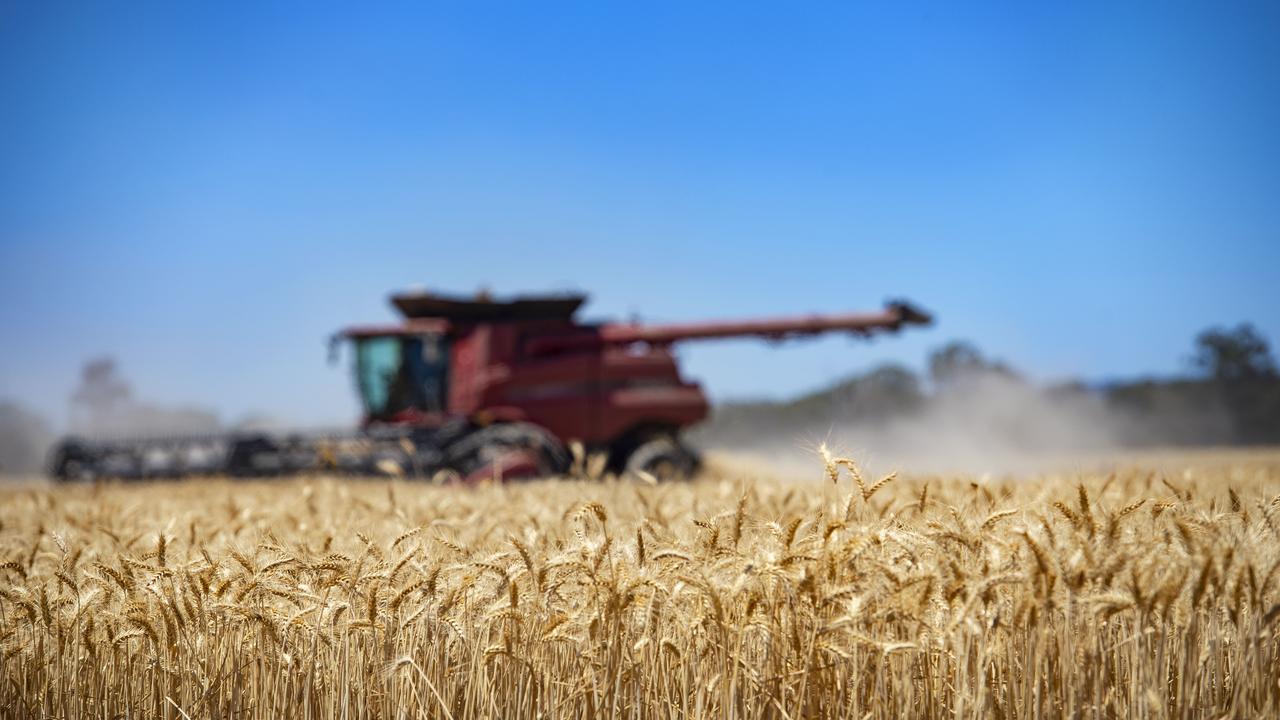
xmin=50 ymin=290 xmax=932 ymax=482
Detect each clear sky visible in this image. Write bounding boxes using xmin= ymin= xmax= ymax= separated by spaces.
xmin=1 ymin=2 xmax=1278 ymax=430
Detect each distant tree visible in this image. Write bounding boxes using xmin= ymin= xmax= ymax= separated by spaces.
xmin=1188 ymin=324 xmax=1280 ymax=444
xmin=787 ymin=363 xmax=924 ymax=421
xmin=1191 ymin=324 xmax=1277 ymax=382
xmin=843 ymin=364 xmax=925 ymax=418
xmin=928 ymin=341 xmax=1018 ymax=389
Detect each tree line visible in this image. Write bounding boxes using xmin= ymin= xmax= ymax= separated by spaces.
xmin=697 ymin=323 xmax=1280 ymax=449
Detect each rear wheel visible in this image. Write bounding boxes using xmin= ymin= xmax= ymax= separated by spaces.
xmin=623 ymin=437 xmax=699 ymax=481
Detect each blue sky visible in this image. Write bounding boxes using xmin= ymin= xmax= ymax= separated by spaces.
xmin=1 ymin=2 xmax=1278 ymax=429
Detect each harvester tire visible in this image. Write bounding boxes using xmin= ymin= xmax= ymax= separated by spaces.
xmin=624 ymin=437 xmax=699 ymax=481
xmin=447 ymin=422 xmax=570 ymax=481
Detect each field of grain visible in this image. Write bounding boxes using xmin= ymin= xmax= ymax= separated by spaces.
xmin=2 ymin=450 xmax=1279 ymax=719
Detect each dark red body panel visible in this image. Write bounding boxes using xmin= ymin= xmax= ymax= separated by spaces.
xmin=433 ymin=321 xmax=706 ymax=444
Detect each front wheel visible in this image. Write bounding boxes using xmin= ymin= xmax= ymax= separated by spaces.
xmin=623 ymin=437 xmax=699 ymax=481
xmin=447 ymin=422 xmax=570 ymax=482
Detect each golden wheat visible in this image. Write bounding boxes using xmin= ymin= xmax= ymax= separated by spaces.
xmin=1 ymin=451 xmax=1279 ymax=718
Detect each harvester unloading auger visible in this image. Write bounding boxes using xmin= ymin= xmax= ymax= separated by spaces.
xmin=49 ymin=291 xmax=932 ymax=482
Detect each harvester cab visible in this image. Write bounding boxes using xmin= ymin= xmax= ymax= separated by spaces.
xmin=345 ymin=325 xmax=450 ymax=420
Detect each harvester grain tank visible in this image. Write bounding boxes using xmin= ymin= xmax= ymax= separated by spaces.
xmin=50 ymin=291 xmax=932 ymax=481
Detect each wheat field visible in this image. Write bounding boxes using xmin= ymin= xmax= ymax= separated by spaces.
xmin=2 ymin=450 xmax=1279 ymax=719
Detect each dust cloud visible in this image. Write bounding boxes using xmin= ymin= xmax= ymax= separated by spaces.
xmin=696 ymin=371 xmax=1235 ymax=479
xmin=0 ymin=402 xmax=54 ymax=474
xmin=1 ymin=358 xmax=228 ymax=476
xmin=0 ymin=358 xmax=305 ymax=477
xmin=69 ymin=358 xmax=221 ymax=439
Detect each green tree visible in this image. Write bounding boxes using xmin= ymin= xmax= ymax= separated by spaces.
xmin=1191 ymin=324 xmax=1277 ymax=381
xmin=1190 ymin=324 xmax=1279 ymax=443
xmin=928 ymin=341 xmax=1018 ymax=389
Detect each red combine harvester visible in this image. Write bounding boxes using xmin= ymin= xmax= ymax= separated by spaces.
xmin=50 ymin=291 xmax=932 ymax=481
